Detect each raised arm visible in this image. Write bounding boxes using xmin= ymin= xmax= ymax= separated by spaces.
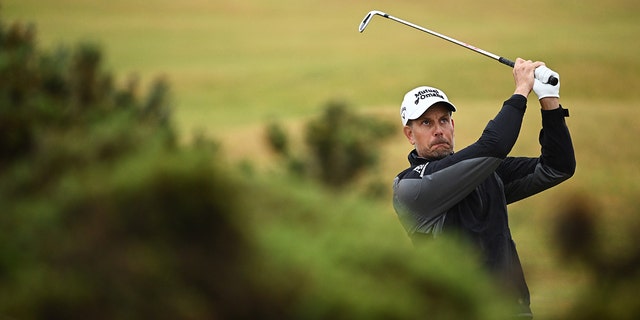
xmin=499 ymin=65 xmax=576 ymax=203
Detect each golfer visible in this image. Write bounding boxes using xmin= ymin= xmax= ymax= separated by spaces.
xmin=392 ymin=58 xmax=575 ymax=318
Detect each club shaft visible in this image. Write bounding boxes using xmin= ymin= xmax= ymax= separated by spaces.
xmin=382 ymin=13 xmax=514 ymax=67
xmin=362 ymin=11 xmax=558 ymax=85
xmin=359 ymin=11 xmax=560 ymax=85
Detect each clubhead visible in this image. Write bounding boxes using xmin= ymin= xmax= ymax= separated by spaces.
xmin=358 ymin=10 xmax=387 ymax=33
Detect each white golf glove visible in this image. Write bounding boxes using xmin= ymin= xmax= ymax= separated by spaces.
xmin=533 ymin=66 xmax=560 ymax=99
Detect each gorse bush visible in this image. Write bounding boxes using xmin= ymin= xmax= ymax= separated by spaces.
xmin=266 ymin=100 xmax=395 ymax=189
xmin=305 ymin=101 xmax=395 ymax=187
xmin=550 ymin=194 xmax=640 ymax=319
xmin=0 ymin=19 xmax=247 ymax=318
xmin=0 ymin=21 xmax=172 ymax=169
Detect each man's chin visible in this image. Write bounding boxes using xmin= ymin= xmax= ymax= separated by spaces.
xmin=425 ymin=149 xmax=453 ymax=160
xmin=433 ymin=152 xmax=452 ymax=160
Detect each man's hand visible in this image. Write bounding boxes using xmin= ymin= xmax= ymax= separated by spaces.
xmin=513 ymin=58 xmax=544 ymax=97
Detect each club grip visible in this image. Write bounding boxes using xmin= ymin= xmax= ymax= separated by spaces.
xmin=499 ymin=57 xmax=515 ymax=67
xmin=546 ymin=76 xmax=559 ymax=86
xmin=499 ymin=57 xmax=558 ymax=86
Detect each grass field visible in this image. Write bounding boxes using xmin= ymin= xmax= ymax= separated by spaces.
xmin=5 ymin=0 xmax=640 ymax=318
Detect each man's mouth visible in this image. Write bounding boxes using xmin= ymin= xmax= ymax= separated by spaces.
xmin=431 ymin=141 xmax=450 ymax=149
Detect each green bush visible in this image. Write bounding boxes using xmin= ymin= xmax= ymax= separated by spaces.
xmin=550 ymin=194 xmax=640 ymax=319
xmin=244 ymin=174 xmax=517 ymax=319
xmin=305 ymin=100 xmax=394 ymax=187
xmin=266 ymin=100 xmax=395 ymax=189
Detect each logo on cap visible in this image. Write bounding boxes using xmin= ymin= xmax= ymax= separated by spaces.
xmin=414 ymin=88 xmax=445 ymax=105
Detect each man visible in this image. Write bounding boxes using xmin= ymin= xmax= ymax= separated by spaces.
xmin=392 ymin=58 xmax=576 ymax=318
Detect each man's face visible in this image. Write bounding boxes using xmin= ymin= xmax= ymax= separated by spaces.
xmin=403 ymin=103 xmax=455 ymax=160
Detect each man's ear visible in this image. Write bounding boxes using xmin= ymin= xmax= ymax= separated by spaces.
xmin=403 ymin=125 xmax=414 ymax=145
xmin=451 ymin=118 xmax=455 ymax=129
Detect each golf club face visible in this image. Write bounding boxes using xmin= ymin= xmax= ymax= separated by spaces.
xmin=358 ymin=10 xmax=387 ymax=33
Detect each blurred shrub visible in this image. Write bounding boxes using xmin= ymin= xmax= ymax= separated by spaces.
xmin=266 ymin=121 xmax=289 ymax=157
xmin=266 ymin=100 xmax=395 ymax=189
xmin=0 ymin=18 xmax=240 ymax=319
xmin=305 ymin=100 xmax=394 ymax=187
xmin=0 ymin=21 xmax=173 ymax=170
xmin=243 ymin=174 xmax=517 ymax=320
xmin=552 ymin=194 xmax=640 ymax=319
xmin=0 ymin=147 xmax=257 ymax=319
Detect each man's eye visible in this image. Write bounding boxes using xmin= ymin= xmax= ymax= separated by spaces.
xmin=422 ymin=120 xmax=430 ymax=125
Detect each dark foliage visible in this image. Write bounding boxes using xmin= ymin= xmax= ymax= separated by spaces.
xmin=266 ymin=100 xmax=395 ymax=189
xmin=552 ymin=194 xmax=640 ymax=319
xmin=305 ymin=101 xmax=394 ymax=187
xmin=0 ymin=19 xmax=260 ymax=319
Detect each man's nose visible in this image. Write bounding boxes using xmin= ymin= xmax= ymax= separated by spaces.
xmin=433 ymin=125 xmax=444 ymax=136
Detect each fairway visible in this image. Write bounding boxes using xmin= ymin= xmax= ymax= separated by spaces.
xmin=5 ymin=0 xmax=640 ymax=317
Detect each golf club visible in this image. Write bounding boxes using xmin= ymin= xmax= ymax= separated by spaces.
xmin=359 ymin=10 xmax=558 ymax=86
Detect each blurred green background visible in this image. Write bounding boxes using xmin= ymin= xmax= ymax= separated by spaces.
xmin=3 ymin=0 xmax=640 ymax=318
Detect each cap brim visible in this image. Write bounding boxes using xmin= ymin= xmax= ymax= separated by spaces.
xmin=405 ymin=101 xmax=456 ymax=122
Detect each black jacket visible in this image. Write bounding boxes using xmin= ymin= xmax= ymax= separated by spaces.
xmin=392 ymin=94 xmax=576 ymax=315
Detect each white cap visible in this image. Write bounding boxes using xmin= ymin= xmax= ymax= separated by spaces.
xmin=400 ymin=86 xmax=456 ymax=126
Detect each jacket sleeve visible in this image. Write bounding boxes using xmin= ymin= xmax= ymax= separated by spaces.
xmin=497 ymin=106 xmax=576 ymax=203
